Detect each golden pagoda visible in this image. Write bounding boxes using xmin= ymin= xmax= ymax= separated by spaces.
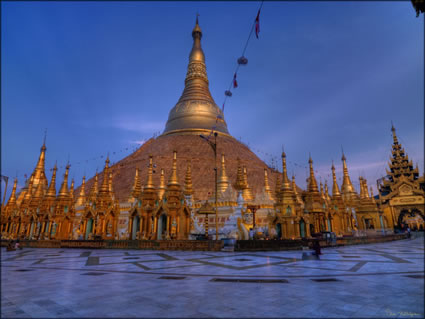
xmin=2 ymin=20 xmax=424 ymax=242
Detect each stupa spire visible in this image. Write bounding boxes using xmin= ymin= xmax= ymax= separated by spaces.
xmin=99 ymin=157 xmax=110 ymax=195
xmin=145 ymin=155 xmax=155 ymax=190
xmin=46 ymin=164 xmax=57 ymax=199
xmin=308 ymin=155 xmax=319 ymax=193
xmin=168 ymin=151 xmax=180 ymax=186
xmin=280 ymin=151 xmax=291 ymax=192
xmin=324 ymin=180 xmax=331 ymax=202
xmin=132 ymin=168 xmax=142 ymax=198
xmin=158 ymin=169 xmax=166 ymax=199
xmin=234 ymin=158 xmax=245 ymax=191
xmin=163 ymin=17 xmax=229 ymax=136
xmin=275 ymin=173 xmax=282 ymax=200
xmin=184 ymin=162 xmax=194 ymax=196
xmin=6 ymin=178 xmax=18 ymax=207
xmin=264 ymin=168 xmax=273 ymax=199
xmin=331 ymin=162 xmax=341 ymax=197
xmin=341 ymin=152 xmax=356 ymax=197
xmin=76 ymin=176 xmax=86 ymax=206
xmin=217 ymin=154 xmax=229 ymax=193
xmin=58 ymin=164 xmax=70 ymax=198
xmin=70 ymin=178 xmax=75 ymax=202
xmin=88 ymin=171 xmax=99 ymax=201
xmin=242 ymin=166 xmax=253 ymax=201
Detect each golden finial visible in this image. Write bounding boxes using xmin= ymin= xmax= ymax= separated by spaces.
xmin=242 ymin=166 xmax=253 ymax=201
xmin=6 ymin=177 xmax=18 ymax=207
xmin=132 ymin=168 xmax=142 ymax=198
xmin=308 ymin=155 xmax=319 ymax=193
xmin=370 ymin=186 xmax=375 ymax=201
xmin=108 ymin=172 xmax=113 ymax=194
xmin=280 ymin=151 xmax=291 ymax=192
xmin=234 ymin=158 xmax=245 ymax=191
xmin=218 ymin=154 xmax=229 ymax=193
xmin=89 ymin=171 xmax=99 ymax=200
xmin=76 ymin=176 xmax=86 ymax=206
xmin=70 ymin=178 xmax=75 ymax=202
xmin=359 ymin=177 xmax=365 ymax=199
xmin=158 ymin=168 xmax=166 ymax=199
xmin=331 ymin=162 xmax=341 ymax=197
xmin=168 ymin=151 xmax=180 ymax=186
xmin=145 ymin=155 xmax=155 ymax=190
xmin=184 ymin=161 xmax=194 ymax=196
xmin=341 ymin=152 xmax=356 ymax=196
xmin=31 ymin=139 xmax=48 ymax=192
xmin=99 ymin=157 xmax=110 ymax=194
xmin=58 ymin=164 xmax=70 ymax=198
xmin=264 ymin=168 xmax=273 ymax=199
xmin=324 ymin=180 xmax=331 ymax=202
xmin=391 ymin=122 xmax=399 ymax=145
xmin=363 ymin=178 xmax=370 ymax=198
xmin=275 ymin=173 xmax=282 ymax=200
xmin=46 ymin=164 xmax=57 ymax=199
xmin=320 ymin=181 xmax=325 ymax=200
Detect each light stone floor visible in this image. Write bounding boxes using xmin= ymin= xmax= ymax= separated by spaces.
xmin=1 ymin=238 xmax=424 ymax=318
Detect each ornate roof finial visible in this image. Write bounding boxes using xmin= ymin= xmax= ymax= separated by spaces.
xmin=291 ymin=174 xmax=300 ymax=201
xmin=234 ymin=158 xmax=245 ymax=191
xmin=145 ymin=155 xmax=155 ymax=190
xmin=391 ymin=122 xmax=399 ymax=145
xmin=99 ymin=157 xmax=110 ymax=194
xmin=76 ymin=176 xmax=86 ymax=206
xmin=108 ymin=172 xmax=114 ymax=196
xmin=6 ymin=177 xmax=18 ymax=207
xmin=70 ymin=178 xmax=75 ymax=201
xmin=46 ymin=164 xmax=57 ymax=199
xmin=242 ymin=166 xmax=253 ymax=201
xmin=184 ymin=161 xmax=194 ymax=196
xmin=88 ymin=171 xmax=99 ymax=201
xmin=341 ymin=151 xmax=356 ymax=197
xmin=58 ymin=164 xmax=70 ymax=198
xmin=331 ymin=162 xmax=341 ymax=197
xmin=218 ymin=154 xmax=229 ymax=193
xmin=43 ymin=128 xmax=47 ymax=146
xmin=264 ymin=168 xmax=273 ymax=199
xmin=275 ymin=173 xmax=282 ymax=200
xmin=308 ymin=155 xmax=319 ymax=193
xmin=324 ymin=180 xmax=331 ymax=202
xmin=168 ymin=151 xmax=180 ymax=186
xmin=132 ymin=168 xmax=142 ymax=198
xmin=158 ymin=168 xmax=166 ymax=199
xmin=281 ymin=151 xmax=291 ymax=191
xmin=320 ymin=180 xmax=325 ymax=200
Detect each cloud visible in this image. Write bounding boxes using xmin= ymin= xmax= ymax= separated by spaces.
xmin=130 ymin=139 xmax=147 ymax=145
xmin=113 ymin=119 xmax=164 ymax=134
xmin=76 ymin=115 xmax=164 ymax=134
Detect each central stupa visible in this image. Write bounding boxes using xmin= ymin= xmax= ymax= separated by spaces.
xmin=80 ymin=19 xmax=277 ymax=202
xmin=163 ymin=17 xmax=229 ymax=136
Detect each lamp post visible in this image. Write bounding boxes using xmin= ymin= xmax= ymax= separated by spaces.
xmin=200 ymin=132 xmax=219 ymax=240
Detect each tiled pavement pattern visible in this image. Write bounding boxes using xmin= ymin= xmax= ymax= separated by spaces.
xmin=1 ymin=238 xmax=423 ymax=318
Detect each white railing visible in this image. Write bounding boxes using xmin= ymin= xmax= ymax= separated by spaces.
xmin=353 ymin=229 xmax=394 ymax=237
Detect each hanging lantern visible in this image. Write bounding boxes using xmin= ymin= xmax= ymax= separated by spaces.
xmin=225 ymin=90 xmax=232 ymax=97
xmin=237 ymin=56 xmax=248 ymax=65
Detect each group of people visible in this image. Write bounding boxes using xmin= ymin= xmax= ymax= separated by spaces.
xmin=6 ymin=239 xmax=23 ymax=251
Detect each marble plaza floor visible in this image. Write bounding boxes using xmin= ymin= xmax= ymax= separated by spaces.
xmin=1 ymin=238 xmax=424 ymax=318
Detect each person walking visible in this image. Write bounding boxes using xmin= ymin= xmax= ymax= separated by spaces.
xmin=312 ymin=239 xmax=321 ymax=259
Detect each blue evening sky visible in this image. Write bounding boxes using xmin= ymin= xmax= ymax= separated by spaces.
xmin=1 ymin=1 xmax=423 ymax=201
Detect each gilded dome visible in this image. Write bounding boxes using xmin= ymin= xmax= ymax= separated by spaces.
xmin=163 ymin=18 xmax=229 ymax=136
